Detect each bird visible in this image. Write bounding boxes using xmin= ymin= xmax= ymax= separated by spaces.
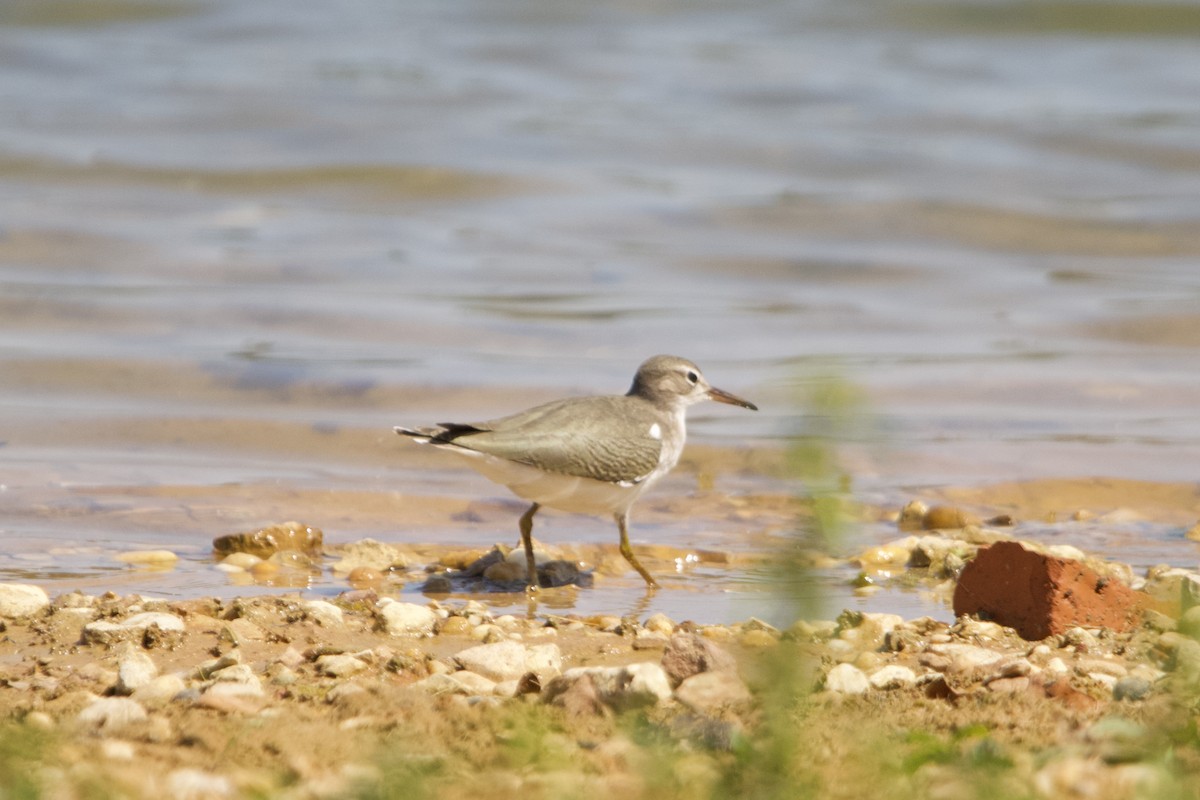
xmin=395 ymin=355 xmax=757 ymax=591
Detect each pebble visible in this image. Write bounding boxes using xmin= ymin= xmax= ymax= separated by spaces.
xmin=210 ymin=663 xmax=258 ymax=684
xmin=166 ymin=768 xmax=234 ymax=800
xmin=739 ymin=629 xmax=778 ymax=648
xmin=82 ymin=612 xmax=186 ymax=646
xmin=1075 ymin=658 xmax=1128 ymax=678
xmin=100 ymin=739 xmax=136 ymax=760
xmin=897 ymin=500 xmax=928 ymax=530
xmin=674 ymin=670 xmax=753 ymax=712
xmin=0 ymin=583 xmax=50 ymax=618
xmin=661 ymin=634 xmax=738 ymax=686
xmin=316 ymin=654 xmax=368 ymax=677
xmin=632 ymin=630 xmax=668 ymax=650
xmin=699 ymin=626 xmax=734 ymax=642
xmin=454 ymin=640 xmax=562 ymax=681
xmin=483 ymin=561 xmax=528 ymax=583
xmin=332 ymin=538 xmax=410 ymax=572
xmin=347 ymin=567 xmax=384 ymax=588
xmin=377 ymin=600 xmax=437 ymax=636
xmin=204 ymin=680 xmax=265 ymax=700
xmin=422 ymin=574 xmax=453 ymax=593
xmin=471 ymin=623 xmax=504 ymax=642
xmin=546 ymin=663 xmax=673 ymax=710
xmin=220 ymin=553 xmax=262 ymax=570
xmin=1060 ymin=627 xmax=1099 ymax=650
xmin=854 ymin=652 xmax=883 ymax=671
xmin=114 ymin=550 xmax=179 ymax=566
xmin=1113 ymin=675 xmax=1153 ymax=701
xmin=824 ymin=663 xmax=869 ymax=694
xmin=448 ymin=669 xmax=499 ymax=695
xmin=250 ymin=561 xmax=279 ymax=579
xmin=268 ymin=664 xmax=298 ymax=686
xmin=926 ymin=643 xmax=1004 ymax=672
xmin=303 ymin=600 xmax=344 ymax=628
xmin=212 ymin=521 xmax=323 ymax=559
xmin=643 ymin=612 xmax=676 ymax=636
xmin=437 ymin=616 xmax=473 ymax=636
xmin=996 ymin=657 xmax=1035 ymax=679
xmin=1177 ymin=606 xmax=1200 ymax=640
xmin=132 ymin=674 xmax=187 ymax=706
xmin=115 ymin=647 xmax=159 ymax=694
xmin=76 ymin=697 xmax=148 ymax=734
xmin=414 ymin=672 xmax=491 ymax=696
xmin=923 ymin=505 xmax=968 ymax=530
xmin=868 ymin=665 xmax=917 ymax=690
xmin=25 ymin=711 xmax=54 ymax=731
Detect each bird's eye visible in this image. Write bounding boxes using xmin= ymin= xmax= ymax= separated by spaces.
xmin=686 ymin=370 xmax=699 ymax=384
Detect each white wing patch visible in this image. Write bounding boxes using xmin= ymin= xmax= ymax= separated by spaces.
xmin=648 ymin=423 xmax=662 ymax=440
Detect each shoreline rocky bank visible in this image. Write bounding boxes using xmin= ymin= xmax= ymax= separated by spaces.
xmin=3 ymin=503 xmax=1200 ymax=799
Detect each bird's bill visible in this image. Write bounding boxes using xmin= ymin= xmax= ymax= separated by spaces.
xmin=707 ymin=387 xmax=758 ymax=411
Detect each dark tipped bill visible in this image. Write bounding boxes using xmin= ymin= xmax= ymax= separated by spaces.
xmin=708 ymin=386 xmax=758 ymax=411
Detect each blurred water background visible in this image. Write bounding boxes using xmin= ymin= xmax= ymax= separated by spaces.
xmin=2 ymin=0 xmax=1200 ymax=623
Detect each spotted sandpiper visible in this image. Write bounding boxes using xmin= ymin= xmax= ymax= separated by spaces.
xmin=395 ymin=355 xmax=757 ymax=591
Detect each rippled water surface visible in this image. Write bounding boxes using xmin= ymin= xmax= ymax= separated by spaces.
xmin=2 ymin=0 xmax=1200 ymax=624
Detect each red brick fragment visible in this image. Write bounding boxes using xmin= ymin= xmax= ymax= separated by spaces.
xmin=953 ymin=541 xmax=1143 ymax=640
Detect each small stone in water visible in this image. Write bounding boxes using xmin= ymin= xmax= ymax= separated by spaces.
xmin=923 ymin=506 xmax=968 ymax=530
xmin=483 ymin=560 xmax=528 ymax=584
xmin=423 ymin=574 xmax=453 ymax=594
xmin=220 ymin=553 xmax=262 ymax=570
xmin=115 ymin=550 xmax=179 ymax=566
xmin=347 ymin=566 xmax=383 ymax=589
xmin=212 ymin=521 xmax=323 ymax=559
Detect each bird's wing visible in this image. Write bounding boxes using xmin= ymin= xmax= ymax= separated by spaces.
xmin=439 ymin=396 xmax=663 ymax=484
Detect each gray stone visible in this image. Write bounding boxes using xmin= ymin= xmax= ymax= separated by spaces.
xmin=0 ymin=583 xmax=50 ymax=618
xmin=660 ymin=634 xmax=738 ymax=686
xmin=1113 ymin=676 xmax=1153 ymax=702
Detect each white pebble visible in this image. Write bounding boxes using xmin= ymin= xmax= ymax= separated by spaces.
xmin=825 ymin=663 xmax=870 ymax=694
xmin=303 ymin=600 xmax=344 ymax=628
xmin=868 ymin=665 xmax=918 ymax=690
xmin=377 ymin=600 xmax=437 ymax=636
xmin=0 ymin=584 xmax=50 ymax=618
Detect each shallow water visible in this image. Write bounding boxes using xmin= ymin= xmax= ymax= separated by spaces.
xmin=2 ymin=0 xmax=1200 ymax=624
